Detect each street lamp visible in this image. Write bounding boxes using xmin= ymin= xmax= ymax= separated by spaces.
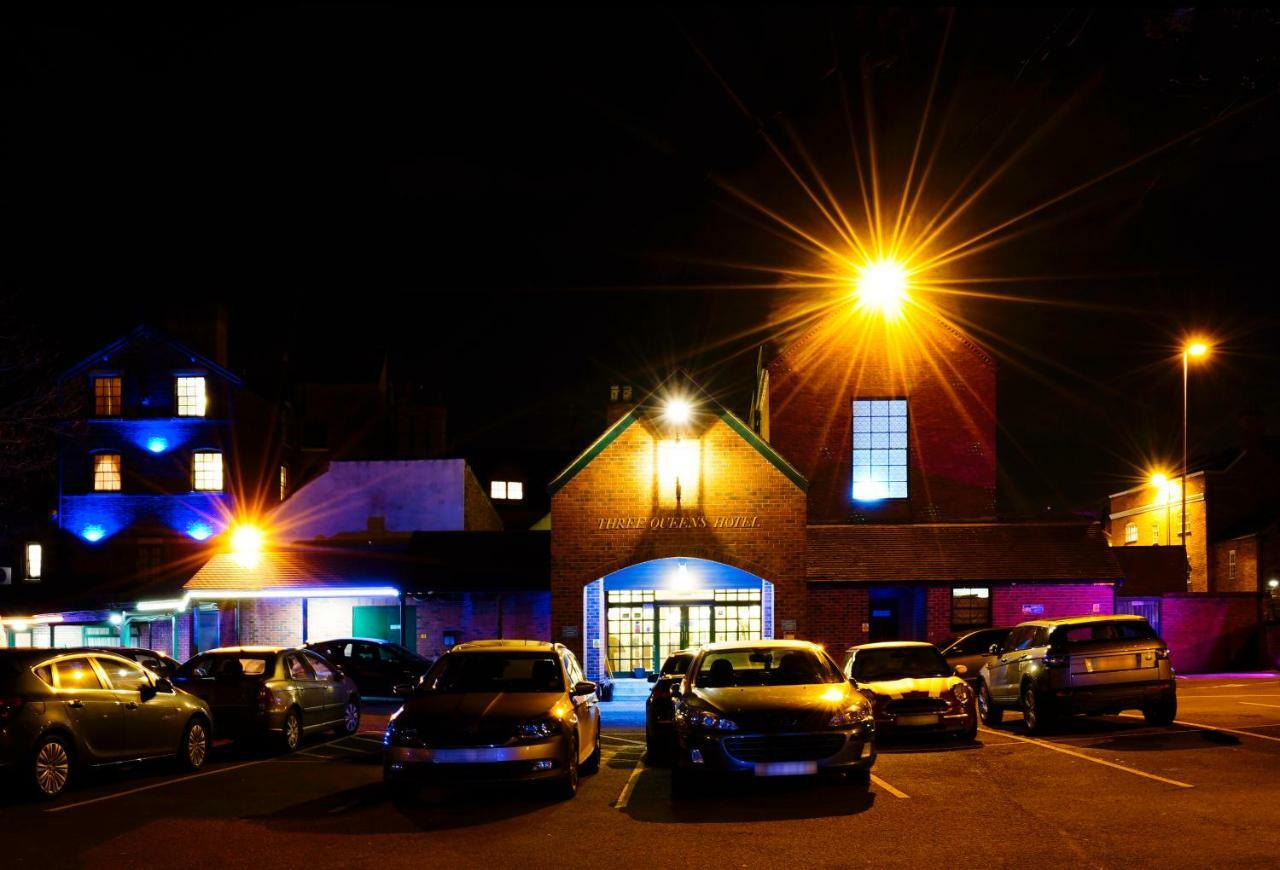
xmin=1181 ymin=339 xmax=1211 ymax=585
xmin=854 ymin=259 xmax=909 ymax=319
xmin=231 ymin=524 xmax=265 ymax=569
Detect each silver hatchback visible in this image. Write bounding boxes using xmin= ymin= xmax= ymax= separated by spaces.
xmin=977 ymin=615 xmax=1176 ymax=734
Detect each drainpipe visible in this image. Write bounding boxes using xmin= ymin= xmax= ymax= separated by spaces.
xmin=170 ymin=614 xmax=178 ymax=659
xmin=399 ymin=594 xmax=408 ymax=648
xmin=301 ymin=598 xmax=309 ymax=645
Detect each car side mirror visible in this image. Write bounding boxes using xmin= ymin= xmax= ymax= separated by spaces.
xmin=647 ymin=673 xmax=659 ymax=683
xmin=392 ymin=682 xmax=413 ymax=696
xmin=987 ymin=644 xmax=1002 ymax=656
xmin=954 ymin=664 xmax=969 ymax=676
xmin=573 ymin=680 xmax=597 ymax=697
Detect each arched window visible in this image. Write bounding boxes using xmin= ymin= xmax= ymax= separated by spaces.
xmin=1124 ymin=522 xmax=1138 ymax=545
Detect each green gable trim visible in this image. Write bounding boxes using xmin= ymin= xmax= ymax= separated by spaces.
xmin=547 ymin=409 xmax=639 ymax=496
xmin=716 ymin=409 xmax=808 ymax=492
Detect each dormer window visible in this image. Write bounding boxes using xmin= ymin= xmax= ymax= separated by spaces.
xmin=94 ymin=376 xmax=121 ymax=416
xmin=176 ymin=376 xmax=207 ymax=417
xmin=490 ymin=481 xmax=524 ymax=501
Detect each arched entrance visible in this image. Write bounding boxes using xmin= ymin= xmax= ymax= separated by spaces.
xmin=586 ymin=557 xmax=774 ymax=678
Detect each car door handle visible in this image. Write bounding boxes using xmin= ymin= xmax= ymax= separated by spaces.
xmin=67 ymin=699 xmax=84 ymax=708
xmin=125 ymin=701 xmax=139 ymax=709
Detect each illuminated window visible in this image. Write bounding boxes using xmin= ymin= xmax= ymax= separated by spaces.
xmin=852 ymin=399 xmax=908 ymax=500
xmin=25 ymin=543 xmax=42 ymax=580
xmin=1228 ymin=549 xmax=1237 ymax=581
xmin=952 ymin=587 xmax=991 ymax=629
xmin=279 ymin=465 xmax=288 ymax=501
xmin=1152 ymin=524 xmax=1161 ymax=545
xmin=1124 ymin=522 xmax=1138 ymax=545
xmin=176 ymin=376 xmax=208 ymax=417
xmin=192 ymin=451 xmax=224 ymax=491
xmin=94 ymin=376 xmax=121 ymax=416
xmin=657 ymin=440 xmax=699 ymax=507
xmin=490 ymin=481 xmax=525 ymax=501
xmin=94 ymin=453 xmax=122 ymax=491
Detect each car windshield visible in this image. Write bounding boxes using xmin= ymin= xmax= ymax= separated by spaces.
xmin=851 ymin=646 xmax=951 ymax=682
xmin=694 ymin=647 xmax=843 ymax=688
xmin=422 ymin=652 xmax=564 ymax=694
xmin=176 ymin=654 xmax=272 ymax=678
xmin=661 ymin=654 xmax=694 ymax=676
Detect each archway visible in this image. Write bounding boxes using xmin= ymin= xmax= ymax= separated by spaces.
xmin=583 ymin=557 xmax=774 ymax=679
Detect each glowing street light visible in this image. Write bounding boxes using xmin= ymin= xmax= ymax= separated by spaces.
xmin=854 ymin=259 xmax=909 ymax=319
xmin=664 ymin=398 xmax=692 ymax=426
xmin=231 ymin=524 xmax=265 ymax=569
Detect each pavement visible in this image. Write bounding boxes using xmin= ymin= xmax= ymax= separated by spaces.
xmin=4 ymin=674 xmax=1280 ymax=868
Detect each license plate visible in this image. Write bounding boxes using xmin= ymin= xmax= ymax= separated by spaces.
xmin=897 ymin=714 xmax=940 ymax=727
xmin=1084 ymin=654 xmax=1139 ymax=673
xmin=754 ymin=761 xmax=817 ymax=777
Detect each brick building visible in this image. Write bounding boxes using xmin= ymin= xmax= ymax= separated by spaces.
xmin=550 ymin=305 xmax=1122 ymax=681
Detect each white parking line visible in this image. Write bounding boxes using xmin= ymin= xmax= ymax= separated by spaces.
xmin=614 ymin=759 xmax=646 ymax=810
xmin=46 ymin=737 xmax=352 ymax=813
xmin=870 ymin=774 xmax=910 ymax=799
xmin=1118 ymin=713 xmax=1280 ymax=743
xmin=601 ymin=734 xmax=647 ymax=746
xmin=1239 ymin=701 xmax=1280 ymax=710
xmin=979 ymin=727 xmax=1193 ymax=789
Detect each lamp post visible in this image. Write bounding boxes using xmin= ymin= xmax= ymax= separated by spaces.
xmin=1181 ymin=341 xmax=1209 ymax=588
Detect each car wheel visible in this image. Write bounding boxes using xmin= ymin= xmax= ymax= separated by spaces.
xmin=281 ymin=709 xmax=302 ymax=753
xmin=846 ymin=768 xmax=871 ymax=788
xmin=30 ymin=735 xmax=72 ymax=800
xmin=386 ymin=778 xmax=419 ymax=802
xmin=552 ymin=737 xmax=580 ymax=800
xmin=978 ymin=682 xmax=1002 ymax=726
xmin=180 ymin=717 xmax=210 ymax=771
xmin=1143 ymin=696 xmax=1177 ymax=727
xmin=581 ymin=728 xmax=601 ymax=774
xmin=340 ymin=698 xmax=361 ymax=735
xmin=1021 ymin=683 xmax=1050 ymax=735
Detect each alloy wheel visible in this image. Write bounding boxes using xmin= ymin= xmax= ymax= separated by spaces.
xmin=1023 ymin=686 xmax=1037 ymax=731
xmin=187 ymin=722 xmax=209 ymax=768
xmin=285 ymin=713 xmax=301 ymax=750
xmin=35 ymin=740 xmax=70 ymax=797
xmin=344 ymin=702 xmax=360 ymax=733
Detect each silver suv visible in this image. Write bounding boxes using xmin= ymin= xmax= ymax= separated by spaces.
xmin=977 ymin=615 xmax=1175 ymax=734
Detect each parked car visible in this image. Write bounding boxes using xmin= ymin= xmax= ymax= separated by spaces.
xmin=383 ymin=640 xmax=600 ymax=800
xmin=0 ymin=649 xmax=212 ymax=799
xmin=82 ymin=646 xmax=181 ymax=678
xmin=304 ymin=638 xmax=433 ymax=697
xmin=645 ymin=648 xmax=696 ymax=762
xmin=977 ymin=615 xmax=1176 ymax=734
xmin=937 ymin=628 xmax=1012 ymax=685
xmin=172 ymin=646 xmax=360 ymax=751
xmin=670 ymin=640 xmax=875 ymax=796
xmin=842 ymin=642 xmax=977 ymax=740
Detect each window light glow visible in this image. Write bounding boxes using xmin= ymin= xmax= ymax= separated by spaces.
xmin=657 ymin=439 xmax=700 ymax=507
xmin=93 ymin=453 xmax=122 ymax=491
xmin=193 ymin=451 xmax=224 ymax=492
xmin=25 ymin=542 xmax=42 ymax=580
xmin=852 ymin=399 xmax=908 ymax=501
xmin=176 ymin=376 xmax=208 ymax=417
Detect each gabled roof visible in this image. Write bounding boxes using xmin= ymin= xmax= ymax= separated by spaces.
xmin=548 ymin=370 xmax=806 ymax=495
xmin=61 ymin=325 xmax=241 ymax=385
xmin=806 ymin=522 xmax=1122 ymax=583
xmin=770 ymin=307 xmax=996 ymax=370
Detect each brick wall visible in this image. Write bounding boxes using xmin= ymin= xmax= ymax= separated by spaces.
xmin=239 ymin=599 xmax=303 ymax=647
xmin=1213 ymin=537 xmax=1258 ymax=593
xmin=807 ymin=585 xmax=869 ymax=655
xmin=991 ymin=583 xmax=1115 ymax=627
xmin=551 ymin=414 xmax=808 ymax=667
xmin=1160 ymin=593 xmax=1262 ymax=673
xmin=410 ymin=591 xmax=550 ymax=659
xmin=1108 ymin=475 xmax=1205 ymax=590
xmin=767 ymin=311 xmax=997 ymax=524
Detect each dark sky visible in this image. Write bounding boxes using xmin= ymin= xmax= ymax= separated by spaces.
xmin=5 ymin=6 xmax=1280 ymax=515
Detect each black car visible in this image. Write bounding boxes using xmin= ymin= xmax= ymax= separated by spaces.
xmin=671 ymin=641 xmax=876 ymax=795
xmin=937 ymin=628 xmax=1012 ymax=685
xmin=304 ymin=638 xmax=433 ymax=698
xmin=645 ymin=649 xmax=696 ymax=762
xmin=82 ymin=647 xmax=181 ymax=678
xmin=0 ymin=649 xmax=212 ymax=799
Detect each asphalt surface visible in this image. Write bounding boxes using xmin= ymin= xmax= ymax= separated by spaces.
xmin=4 ymin=675 xmax=1280 ymax=868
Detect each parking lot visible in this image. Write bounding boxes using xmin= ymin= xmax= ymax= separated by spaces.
xmin=4 ymin=674 xmax=1280 ymax=868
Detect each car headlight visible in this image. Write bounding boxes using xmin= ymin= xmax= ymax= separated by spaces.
xmin=685 ymin=709 xmax=738 ymax=731
xmin=951 ymin=682 xmax=973 ymax=706
xmin=828 ymin=695 xmax=874 ymax=728
xmin=517 ymin=717 xmax=564 ymax=740
xmin=384 ymin=719 xmax=423 ymax=748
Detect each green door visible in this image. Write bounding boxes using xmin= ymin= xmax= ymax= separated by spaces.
xmin=352 ymin=605 xmax=415 ymax=645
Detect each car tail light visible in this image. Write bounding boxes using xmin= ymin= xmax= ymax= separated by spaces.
xmin=257 ymin=684 xmax=273 ymax=711
xmin=1156 ymin=648 xmax=1171 ymax=661
xmin=653 ymin=682 xmax=671 ymax=699
xmin=1044 ymin=652 xmax=1068 ymax=668
xmin=0 ymin=696 xmax=25 ymax=719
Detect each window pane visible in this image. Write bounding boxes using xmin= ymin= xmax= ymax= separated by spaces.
xmin=94 ymin=376 xmax=121 ymax=416
xmin=507 ymin=481 xmax=524 ymax=500
xmin=101 ymin=657 xmax=150 ymax=691
xmin=54 ymin=658 xmax=104 ymax=689
xmin=852 ymin=399 xmax=908 ymax=501
xmin=94 ymin=454 xmax=122 ymax=491
xmin=490 ymin=480 xmax=507 ymax=499
xmin=193 ymin=452 xmax=223 ymax=491
xmin=176 ymin=376 xmax=208 ymax=417
xmin=304 ymin=652 xmax=335 ymax=679
xmin=25 ymin=542 xmax=42 ymax=579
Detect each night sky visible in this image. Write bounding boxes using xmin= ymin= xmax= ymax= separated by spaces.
xmin=6 ymin=7 xmax=1280 ymax=515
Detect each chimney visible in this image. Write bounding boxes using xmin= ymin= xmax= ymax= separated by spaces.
xmin=605 ymin=384 xmax=634 ymax=425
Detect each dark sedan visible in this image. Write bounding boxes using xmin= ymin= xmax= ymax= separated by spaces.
xmin=645 ymin=649 xmax=696 ymax=763
xmin=304 ymin=637 xmax=432 ymax=698
xmin=938 ymin=628 xmax=1012 ymax=685
xmin=173 ymin=647 xmax=360 ymax=752
xmin=1 ymin=649 xmax=212 ymax=799
xmin=670 ymin=640 xmax=876 ymax=796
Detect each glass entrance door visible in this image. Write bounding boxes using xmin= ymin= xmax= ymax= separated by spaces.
xmin=657 ymin=605 xmax=713 ymax=668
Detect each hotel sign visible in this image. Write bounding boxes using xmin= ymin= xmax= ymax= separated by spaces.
xmin=595 ymin=515 xmax=761 ymax=531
